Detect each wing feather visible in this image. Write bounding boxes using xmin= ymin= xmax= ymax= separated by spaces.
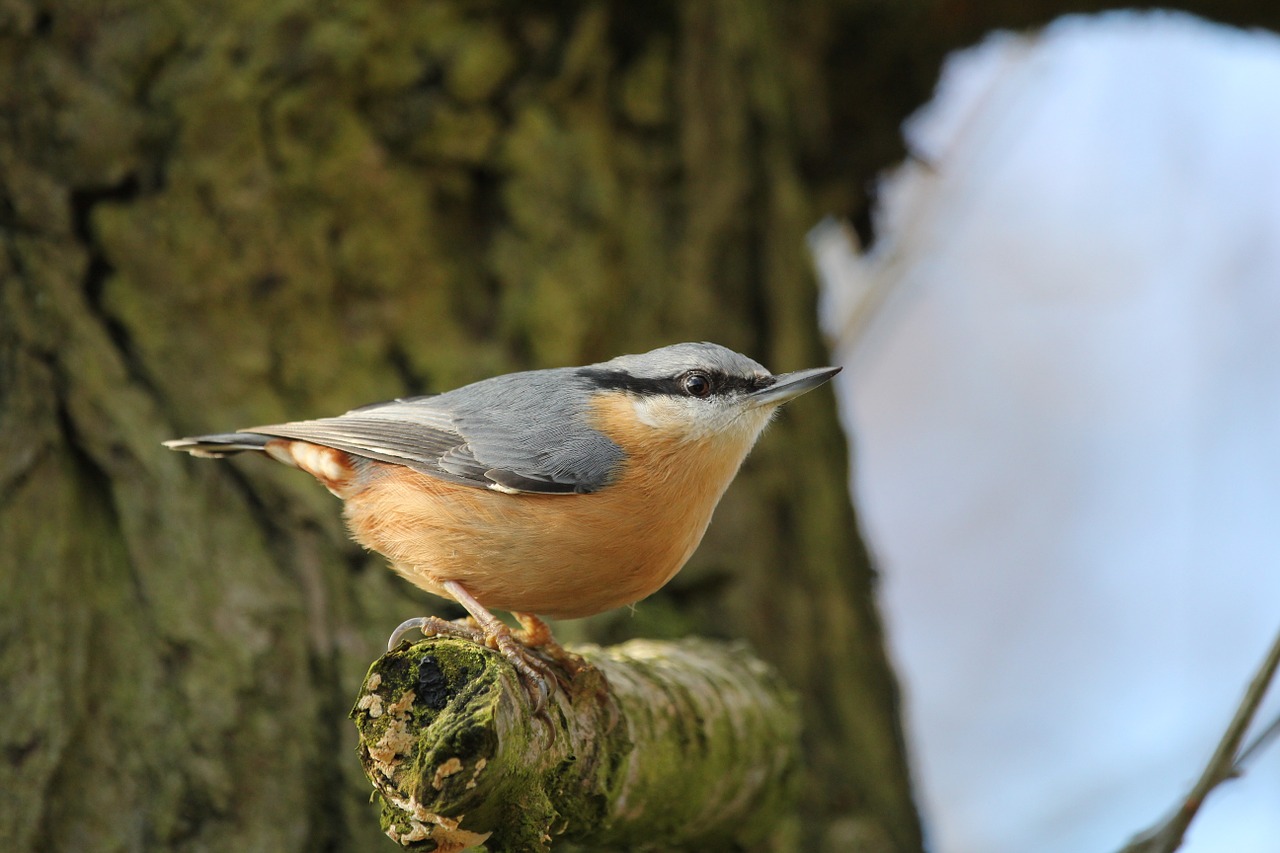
xmin=240 ymin=370 xmax=623 ymax=494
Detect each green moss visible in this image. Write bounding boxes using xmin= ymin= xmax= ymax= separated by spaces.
xmin=354 ymin=640 xmax=555 ymax=850
xmin=446 ymin=24 xmax=517 ymax=103
xmin=8 ymin=0 xmax=938 ymax=848
xmin=618 ymin=41 xmax=672 ymax=127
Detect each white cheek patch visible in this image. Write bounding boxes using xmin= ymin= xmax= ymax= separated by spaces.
xmin=630 ymin=396 xmax=672 ymax=429
xmin=629 ymin=394 xmax=774 ymax=441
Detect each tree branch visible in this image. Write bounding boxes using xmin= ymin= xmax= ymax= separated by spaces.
xmin=351 ymin=637 xmax=802 ymax=852
xmin=1117 ymin=625 xmax=1280 ymax=853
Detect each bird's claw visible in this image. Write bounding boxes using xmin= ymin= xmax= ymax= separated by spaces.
xmin=493 ymin=630 xmax=557 ymax=713
xmin=386 ymin=615 xmax=483 ymax=651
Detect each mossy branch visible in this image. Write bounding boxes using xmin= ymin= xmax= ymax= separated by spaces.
xmin=351 ymin=637 xmax=802 ymax=852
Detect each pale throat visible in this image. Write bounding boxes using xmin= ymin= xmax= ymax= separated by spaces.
xmin=627 ymin=395 xmax=776 ymax=443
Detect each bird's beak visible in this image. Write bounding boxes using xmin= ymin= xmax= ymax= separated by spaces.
xmin=749 ymin=365 xmax=842 ymax=406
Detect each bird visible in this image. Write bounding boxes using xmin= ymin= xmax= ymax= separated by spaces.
xmin=165 ymin=342 xmax=839 ymax=696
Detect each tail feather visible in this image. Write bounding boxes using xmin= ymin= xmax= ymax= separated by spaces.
xmin=164 ymin=432 xmax=273 ymax=459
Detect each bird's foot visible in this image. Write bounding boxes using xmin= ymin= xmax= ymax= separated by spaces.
xmin=386 ymin=615 xmax=484 ymax=651
xmin=487 ymin=627 xmax=558 ymax=713
xmin=513 ymin=612 xmax=588 ymax=679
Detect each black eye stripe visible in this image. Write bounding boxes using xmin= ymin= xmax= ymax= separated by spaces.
xmin=576 ymin=369 xmax=682 ymax=395
xmin=724 ymin=374 xmax=774 ymax=394
xmin=577 ymin=368 xmax=773 ymax=397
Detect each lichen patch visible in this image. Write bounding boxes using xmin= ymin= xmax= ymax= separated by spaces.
xmin=465 ymin=757 xmax=487 ymax=790
xmin=388 ymin=689 xmax=417 ymax=716
xmin=369 ymin=717 xmax=415 ymax=772
xmin=384 ymin=793 xmax=492 ymax=851
xmin=432 ymin=757 xmax=465 ymax=790
xmin=357 ymin=693 xmax=384 ymax=718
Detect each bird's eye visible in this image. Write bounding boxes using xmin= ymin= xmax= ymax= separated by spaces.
xmin=681 ymin=372 xmax=713 ymax=398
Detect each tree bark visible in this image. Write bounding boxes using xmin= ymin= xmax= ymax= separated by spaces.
xmin=34 ymin=1 xmax=1280 ymax=851
xmin=354 ymin=637 xmax=800 ymax=852
xmin=1 ymin=2 xmax=917 ymax=847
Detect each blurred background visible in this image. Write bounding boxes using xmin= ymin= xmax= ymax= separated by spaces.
xmin=2 ymin=2 xmax=1278 ymax=852
xmin=814 ymin=10 xmax=1280 ymax=853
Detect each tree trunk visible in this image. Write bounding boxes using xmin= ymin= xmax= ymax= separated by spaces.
xmin=35 ymin=0 xmax=1280 ymax=850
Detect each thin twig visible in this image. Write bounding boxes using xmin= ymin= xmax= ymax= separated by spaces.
xmin=1116 ymin=626 xmax=1280 ymax=853
xmin=1235 ymin=710 xmax=1280 ymax=770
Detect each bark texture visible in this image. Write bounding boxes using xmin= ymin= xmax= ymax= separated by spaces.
xmin=353 ymin=638 xmax=800 ymax=852
xmin=1 ymin=4 xmax=917 ymax=849
xmin=12 ymin=1 xmax=1274 ymax=851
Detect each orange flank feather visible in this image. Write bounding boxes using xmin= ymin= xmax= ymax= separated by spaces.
xmin=263 ymin=440 xmax=358 ymax=496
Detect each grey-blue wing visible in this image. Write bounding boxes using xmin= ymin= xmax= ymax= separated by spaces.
xmin=241 ymin=370 xmax=625 ymax=494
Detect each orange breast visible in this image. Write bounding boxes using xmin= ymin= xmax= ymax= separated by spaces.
xmin=339 ymin=393 xmax=758 ymax=618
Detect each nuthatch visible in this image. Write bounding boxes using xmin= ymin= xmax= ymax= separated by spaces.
xmin=166 ymin=342 xmax=839 ymax=692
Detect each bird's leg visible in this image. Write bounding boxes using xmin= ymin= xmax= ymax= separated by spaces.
xmin=510 ymin=611 xmax=554 ymax=646
xmin=512 ymin=611 xmax=586 ymax=677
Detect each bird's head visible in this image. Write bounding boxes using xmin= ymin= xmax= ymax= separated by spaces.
xmin=577 ymin=342 xmax=841 ymax=445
